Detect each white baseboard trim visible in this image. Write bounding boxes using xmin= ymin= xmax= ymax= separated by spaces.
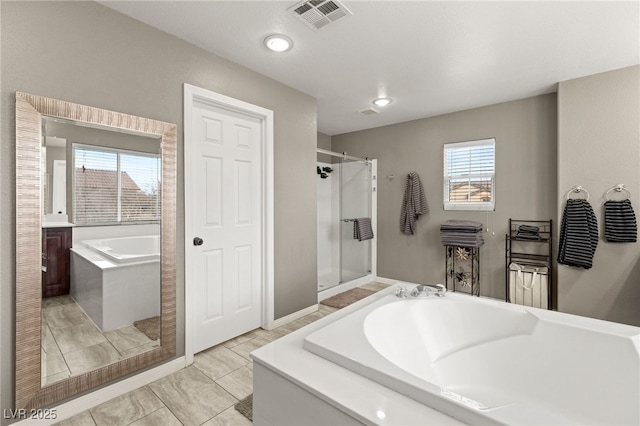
xmin=372 ymin=276 xmax=399 ymax=285
xmin=266 ymin=304 xmax=319 ymax=330
xmin=17 ymin=357 xmax=186 ymax=426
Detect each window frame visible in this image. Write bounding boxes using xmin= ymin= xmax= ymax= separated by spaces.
xmin=443 ymin=138 xmax=496 ymax=211
xmin=72 ymin=143 xmax=161 ymax=225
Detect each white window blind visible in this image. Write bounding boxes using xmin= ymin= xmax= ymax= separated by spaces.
xmin=443 ymin=138 xmax=495 ymax=211
xmin=120 ymin=153 xmax=161 ymax=222
xmin=73 ymin=145 xmax=160 ymax=224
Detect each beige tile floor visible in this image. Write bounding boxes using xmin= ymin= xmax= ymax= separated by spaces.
xmin=54 ymin=282 xmax=388 ymax=426
xmin=42 ymin=296 xmax=159 ymax=386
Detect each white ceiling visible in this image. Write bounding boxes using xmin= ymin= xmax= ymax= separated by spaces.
xmin=100 ymin=1 xmax=639 ymax=136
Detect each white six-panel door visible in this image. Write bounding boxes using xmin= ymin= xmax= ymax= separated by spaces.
xmin=185 ymin=85 xmax=273 ymax=356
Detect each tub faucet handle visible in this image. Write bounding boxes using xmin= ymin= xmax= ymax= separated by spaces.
xmin=435 ymin=284 xmax=446 ymax=297
xmin=395 ymin=284 xmax=408 ymax=298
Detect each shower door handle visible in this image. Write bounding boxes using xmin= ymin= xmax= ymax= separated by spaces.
xmin=193 ymin=237 xmax=204 ymax=246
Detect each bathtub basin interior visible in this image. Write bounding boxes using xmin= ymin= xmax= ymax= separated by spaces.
xmin=82 ymin=235 xmax=160 ymax=264
xmin=303 ymin=291 xmax=640 ymax=425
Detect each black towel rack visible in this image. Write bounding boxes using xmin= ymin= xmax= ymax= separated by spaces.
xmin=505 ymin=219 xmax=553 ymax=310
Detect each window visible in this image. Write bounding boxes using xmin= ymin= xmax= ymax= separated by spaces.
xmin=73 ymin=145 xmax=161 ymax=224
xmin=443 ymin=138 xmax=495 ymax=211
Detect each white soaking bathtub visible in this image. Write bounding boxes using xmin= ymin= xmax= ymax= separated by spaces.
xmin=70 ymin=234 xmax=160 ymax=332
xmin=82 ymin=235 xmax=160 ymax=264
xmin=302 ymin=286 xmax=640 ymax=425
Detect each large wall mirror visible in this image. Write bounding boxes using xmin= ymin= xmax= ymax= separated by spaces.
xmin=15 ymin=92 xmax=177 ymax=410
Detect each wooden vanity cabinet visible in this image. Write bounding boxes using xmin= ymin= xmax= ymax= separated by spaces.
xmin=42 ymin=227 xmax=72 ymax=298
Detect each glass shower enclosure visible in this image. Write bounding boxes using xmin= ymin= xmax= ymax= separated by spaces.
xmin=317 ymin=149 xmax=375 ymax=294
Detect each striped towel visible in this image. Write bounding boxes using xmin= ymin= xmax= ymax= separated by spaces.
xmin=353 ymin=218 xmax=374 ymax=241
xmin=400 ymin=172 xmax=429 ymax=235
xmin=604 ymin=199 xmax=637 ymax=243
xmin=558 ymin=199 xmax=599 ymax=269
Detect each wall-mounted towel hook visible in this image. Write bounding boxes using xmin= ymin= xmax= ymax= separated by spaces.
xmin=605 ymin=184 xmax=631 ymax=200
xmin=566 ymin=185 xmax=590 ymax=201
xmin=387 ymin=174 xmax=395 ymax=181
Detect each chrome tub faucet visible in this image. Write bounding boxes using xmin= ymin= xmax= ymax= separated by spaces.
xmin=396 ymin=284 xmax=446 ymax=298
xmin=411 ymin=284 xmax=446 ymax=297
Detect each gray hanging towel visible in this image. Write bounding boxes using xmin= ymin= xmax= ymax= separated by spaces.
xmin=353 ymin=218 xmax=374 ymax=241
xmin=400 ymin=172 xmax=429 ymax=235
xmin=604 ymin=199 xmax=637 ymax=243
xmin=558 ymin=199 xmax=599 ymax=269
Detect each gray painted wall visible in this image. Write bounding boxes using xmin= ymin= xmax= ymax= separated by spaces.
xmin=332 ymin=94 xmax=558 ymax=300
xmin=316 ymin=131 xmax=335 ymax=164
xmin=557 ymin=66 xmax=640 ymax=326
xmin=333 ymin=71 xmax=639 ymax=327
xmin=1 ymin=1 xmax=317 ymax=415
xmin=317 ymin=132 xmax=332 ymax=152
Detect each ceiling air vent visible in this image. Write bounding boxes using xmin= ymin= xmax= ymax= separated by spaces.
xmin=359 ymin=108 xmax=379 ymax=116
xmin=288 ymin=0 xmax=353 ymax=30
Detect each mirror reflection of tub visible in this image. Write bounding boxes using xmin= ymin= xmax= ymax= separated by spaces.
xmin=82 ymin=235 xmax=160 ymax=264
xmin=38 ymin=115 xmax=165 ymax=387
xmin=70 ymin=229 xmax=161 ymax=333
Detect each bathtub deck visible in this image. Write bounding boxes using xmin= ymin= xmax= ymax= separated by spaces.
xmin=254 ymin=284 xmax=640 ymax=426
xmin=251 ymin=285 xmax=463 ymax=426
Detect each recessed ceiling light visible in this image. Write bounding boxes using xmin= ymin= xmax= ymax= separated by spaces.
xmin=372 ymin=97 xmax=392 ymax=107
xmin=264 ymin=34 xmax=293 ymax=52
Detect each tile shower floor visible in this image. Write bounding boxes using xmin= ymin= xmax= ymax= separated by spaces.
xmin=54 ymin=282 xmax=388 ymax=426
xmin=42 ymin=296 xmax=159 ymax=386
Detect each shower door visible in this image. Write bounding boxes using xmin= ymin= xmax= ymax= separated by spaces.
xmin=340 ymin=159 xmax=372 ymax=283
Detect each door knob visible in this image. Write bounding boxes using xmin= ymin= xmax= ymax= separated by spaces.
xmin=193 ymin=237 xmax=204 ymax=246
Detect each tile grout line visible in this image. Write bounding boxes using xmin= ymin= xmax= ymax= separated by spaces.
xmin=88 ymin=410 xmax=98 ymax=426
xmin=122 ymin=405 xmax=164 ymax=426
xmin=213 ymin=364 xmax=253 ymax=401
xmin=145 ymin=384 xmax=186 ymax=426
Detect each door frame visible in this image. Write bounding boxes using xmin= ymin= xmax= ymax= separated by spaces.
xmin=184 ymin=83 xmax=274 ymax=364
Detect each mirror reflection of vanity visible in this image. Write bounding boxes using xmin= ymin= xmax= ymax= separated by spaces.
xmin=16 ymin=92 xmax=177 ymax=410
xmin=41 ymin=125 xmax=74 ymax=301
